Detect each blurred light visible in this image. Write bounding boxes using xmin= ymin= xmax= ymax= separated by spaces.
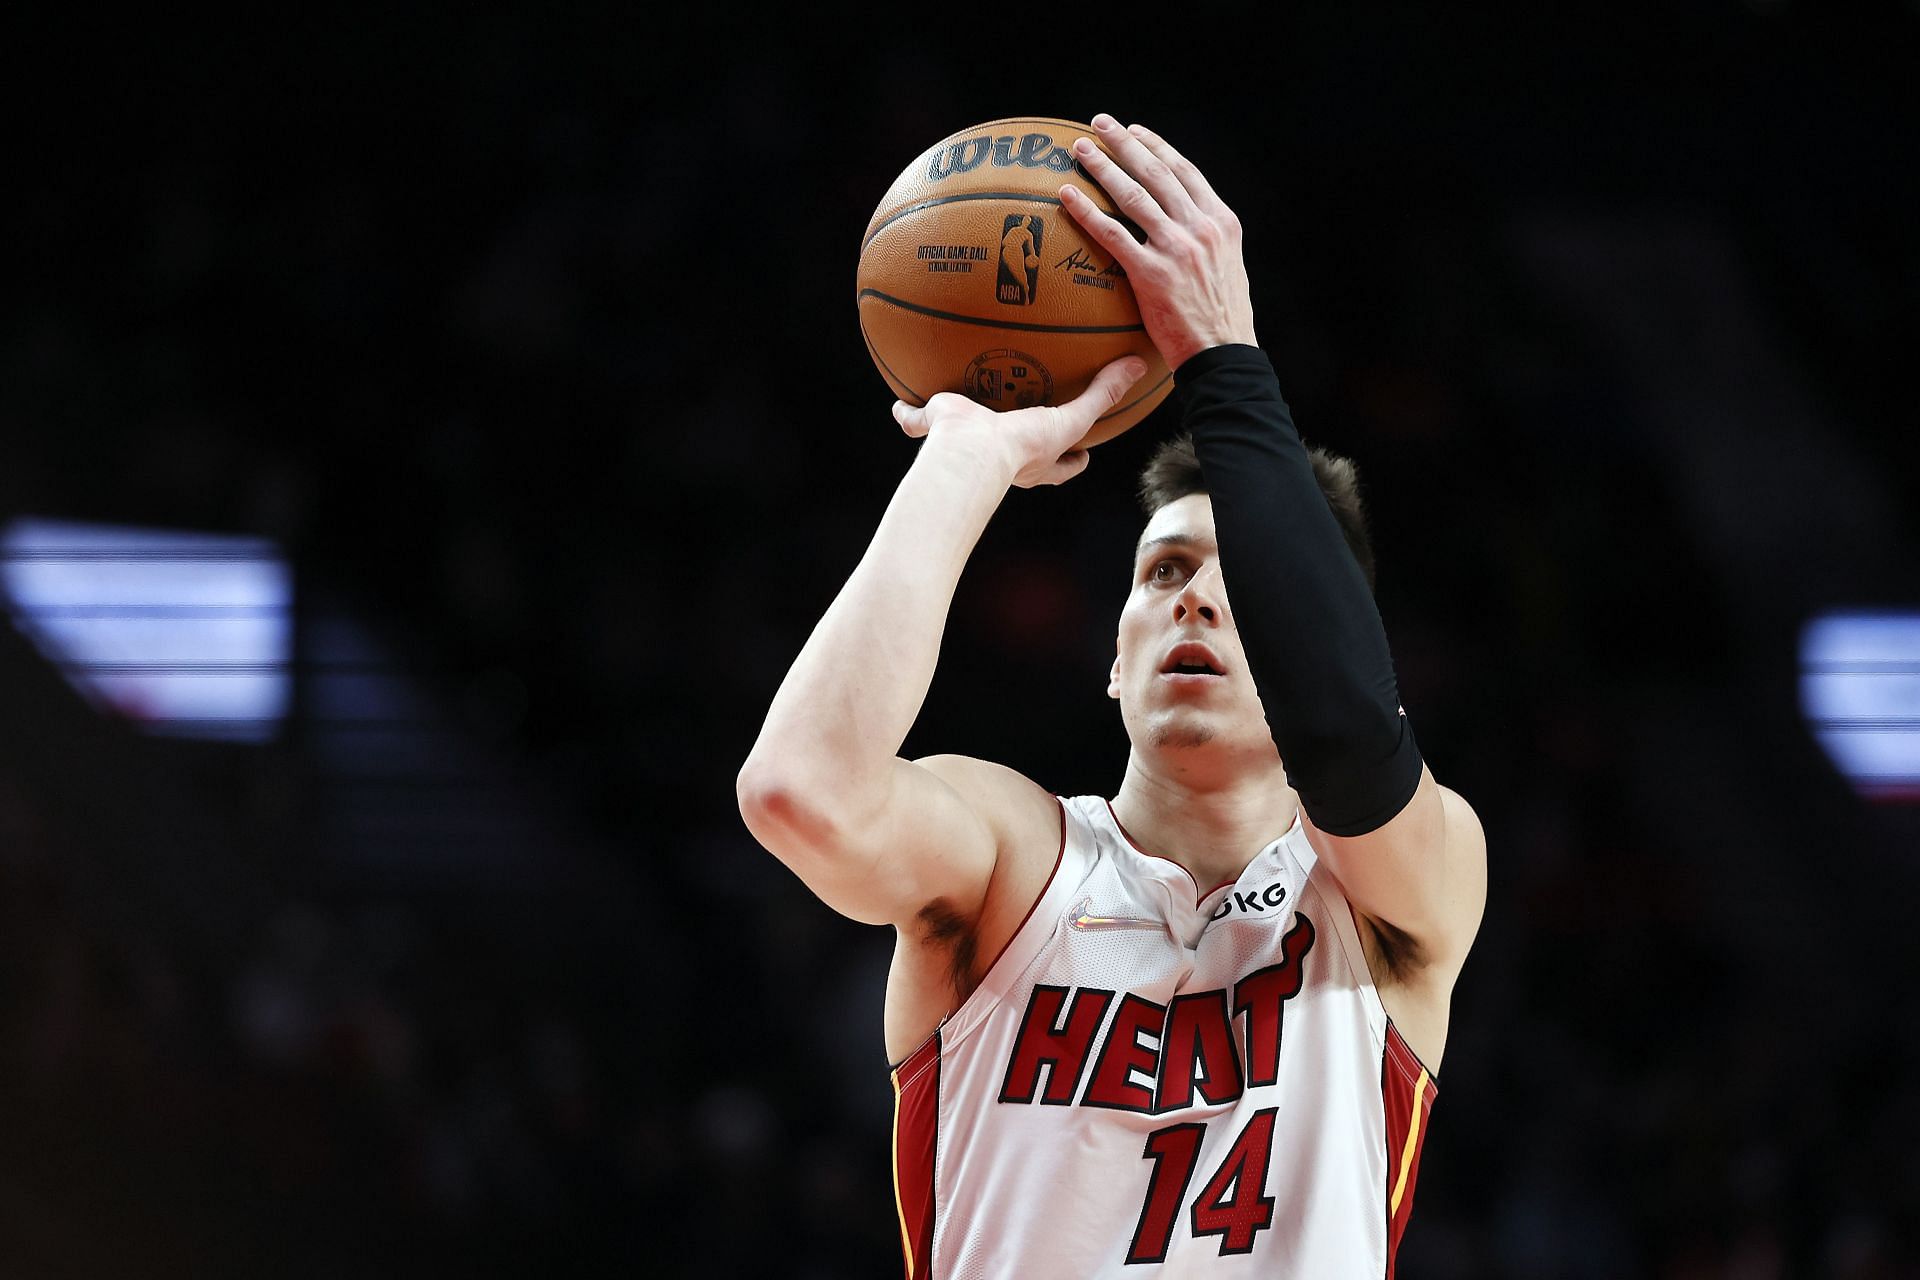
xmin=1 ymin=517 xmax=291 ymax=742
xmin=1800 ymin=610 xmax=1920 ymax=802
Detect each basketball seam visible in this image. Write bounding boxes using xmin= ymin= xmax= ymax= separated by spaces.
xmin=866 ymin=191 xmax=1095 ymax=252
xmin=858 ymin=316 xmax=926 ymax=405
xmin=1095 ymin=369 xmax=1173 ymax=423
xmin=857 ymin=289 xmax=1146 ymax=336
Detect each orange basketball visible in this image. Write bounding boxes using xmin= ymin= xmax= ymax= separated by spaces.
xmin=856 ymin=117 xmax=1173 ymax=449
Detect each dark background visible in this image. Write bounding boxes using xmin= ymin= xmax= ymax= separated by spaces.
xmin=4 ymin=5 xmax=1919 ymax=1277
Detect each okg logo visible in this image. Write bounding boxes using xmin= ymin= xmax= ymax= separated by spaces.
xmin=997 ymin=214 xmax=1043 ymax=306
xmin=1209 ymin=880 xmax=1289 ymax=922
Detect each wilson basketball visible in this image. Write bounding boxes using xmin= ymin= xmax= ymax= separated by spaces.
xmin=856 ymin=117 xmax=1173 ymax=448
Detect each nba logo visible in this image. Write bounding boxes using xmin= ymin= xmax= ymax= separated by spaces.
xmin=996 ymin=215 xmax=1043 ymax=306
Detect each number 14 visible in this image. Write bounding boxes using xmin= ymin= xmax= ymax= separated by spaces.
xmin=1126 ymin=1108 xmax=1278 ymax=1265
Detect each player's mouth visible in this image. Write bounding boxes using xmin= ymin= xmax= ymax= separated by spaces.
xmin=1158 ymin=642 xmax=1226 ymax=684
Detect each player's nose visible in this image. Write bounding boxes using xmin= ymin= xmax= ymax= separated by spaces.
xmin=1172 ymin=566 xmax=1224 ymax=625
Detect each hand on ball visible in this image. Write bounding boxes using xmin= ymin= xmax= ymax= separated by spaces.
xmin=857 ymin=117 xmax=1175 ymax=446
xmin=1058 ymin=115 xmax=1257 ymax=371
xmin=893 ymin=357 xmax=1148 ymax=489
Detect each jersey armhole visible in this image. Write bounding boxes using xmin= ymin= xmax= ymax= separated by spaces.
xmin=894 ymin=795 xmax=1082 ymax=1063
xmin=1301 ymin=869 xmax=1390 ymax=1051
xmin=1311 ymin=872 xmax=1444 ymax=1083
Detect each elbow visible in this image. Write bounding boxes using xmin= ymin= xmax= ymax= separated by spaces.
xmin=736 ymin=758 xmax=846 ymax=855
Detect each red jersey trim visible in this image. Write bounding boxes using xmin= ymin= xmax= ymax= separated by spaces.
xmin=891 ymin=1031 xmax=941 ymax=1278
xmin=1380 ymin=1022 xmax=1436 ymax=1278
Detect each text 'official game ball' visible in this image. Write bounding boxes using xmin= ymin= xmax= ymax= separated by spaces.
xmin=856 ymin=117 xmax=1173 ymax=448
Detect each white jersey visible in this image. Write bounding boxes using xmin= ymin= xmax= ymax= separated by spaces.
xmin=889 ymin=794 xmax=1436 ymax=1278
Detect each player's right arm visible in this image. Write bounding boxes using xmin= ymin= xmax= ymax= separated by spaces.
xmin=736 ymin=359 xmax=1147 ymax=928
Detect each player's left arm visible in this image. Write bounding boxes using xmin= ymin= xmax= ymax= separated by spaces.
xmin=1061 ymin=115 xmax=1486 ymax=976
xmin=1306 ymin=769 xmax=1488 ymax=979
xmin=1175 ymin=342 xmax=1486 ymax=976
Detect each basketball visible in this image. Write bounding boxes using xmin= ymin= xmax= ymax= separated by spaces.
xmin=856 ymin=117 xmax=1174 ymax=449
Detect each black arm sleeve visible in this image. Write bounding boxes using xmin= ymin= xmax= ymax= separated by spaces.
xmin=1179 ymin=343 xmax=1423 ymax=836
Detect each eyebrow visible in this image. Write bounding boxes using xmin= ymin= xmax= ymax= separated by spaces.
xmin=1134 ymin=532 xmax=1218 ymax=563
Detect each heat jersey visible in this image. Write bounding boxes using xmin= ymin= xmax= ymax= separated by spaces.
xmin=889 ymin=794 xmax=1435 ymax=1277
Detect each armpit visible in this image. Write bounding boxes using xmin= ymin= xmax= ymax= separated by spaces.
xmin=915 ymin=898 xmax=981 ymax=1004
xmin=1362 ymin=913 xmax=1427 ymax=985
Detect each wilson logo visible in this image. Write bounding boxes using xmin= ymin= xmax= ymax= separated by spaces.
xmin=926 ymin=131 xmax=1083 ymax=182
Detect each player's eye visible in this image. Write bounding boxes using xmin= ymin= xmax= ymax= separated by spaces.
xmin=1149 ymin=559 xmax=1183 ymax=584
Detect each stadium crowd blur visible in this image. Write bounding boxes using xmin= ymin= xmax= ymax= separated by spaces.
xmin=5 ymin=8 xmax=1918 ymax=1278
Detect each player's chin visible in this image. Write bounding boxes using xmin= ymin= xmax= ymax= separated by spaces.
xmin=1147 ymin=720 xmax=1217 ymax=750
xmin=1140 ymin=701 xmax=1218 ymax=739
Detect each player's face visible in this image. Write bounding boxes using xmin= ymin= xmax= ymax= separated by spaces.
xmin=1110 ymin=494 xmax=1279 ymax=760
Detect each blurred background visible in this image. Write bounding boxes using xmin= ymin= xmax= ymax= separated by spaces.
xmin=5 ymin=5 xmax=1918 ymax=1277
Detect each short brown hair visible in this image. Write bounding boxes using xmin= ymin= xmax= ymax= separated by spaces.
xmin=1136 ymin=432 xmax=1378 ymax=591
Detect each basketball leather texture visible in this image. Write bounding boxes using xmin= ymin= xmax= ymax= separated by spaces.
xmin=857 ymin=117 xmax=1173 ymax=448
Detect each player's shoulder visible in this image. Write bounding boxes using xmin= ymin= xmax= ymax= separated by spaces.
xmin=912 ymin=754 xmax=1062 ymax=852
xmin=1437 ymin=785 xmax=1488 ymax=874
xmin=904 ymin=755 xmax=1070 ymax=1009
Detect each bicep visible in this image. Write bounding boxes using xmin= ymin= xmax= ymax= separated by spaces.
xmin=1308 ymin=766 xmax=1487 ymax=973
xmin=739 ymin=754 xmax=1007 ymax=929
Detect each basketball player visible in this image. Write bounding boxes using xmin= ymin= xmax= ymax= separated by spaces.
xmin=738 ymin=114 xmax=1485 ymax=1276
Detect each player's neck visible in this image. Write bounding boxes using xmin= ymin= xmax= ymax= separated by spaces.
xmin=1109 ymin=750 xmax=1299 ymax=891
